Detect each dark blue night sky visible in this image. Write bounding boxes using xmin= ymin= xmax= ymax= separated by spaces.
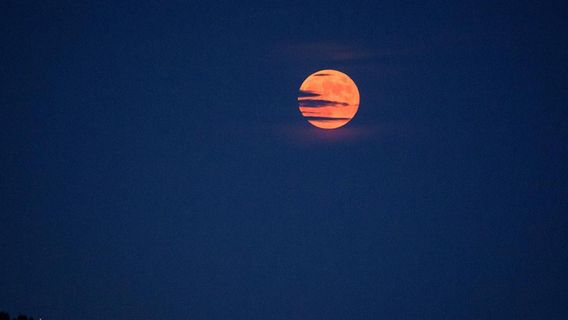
xmin=2 ymin=1 xmax=568 ymax=319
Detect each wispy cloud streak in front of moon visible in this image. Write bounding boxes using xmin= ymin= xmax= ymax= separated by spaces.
xmin=298 ymin=99 xmax=350 ymax=107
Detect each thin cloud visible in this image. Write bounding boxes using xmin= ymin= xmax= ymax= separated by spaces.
xmin=275 ymin=41 xmax=376 ymax=63
xmin=298 ymin=99 xmax=350 ymax=107
xmin=298 ymin=89 xmax=321 ymax=98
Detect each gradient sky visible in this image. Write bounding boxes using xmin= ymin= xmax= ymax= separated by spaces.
xmin=2 ymin=1 xmax=568 ymax=319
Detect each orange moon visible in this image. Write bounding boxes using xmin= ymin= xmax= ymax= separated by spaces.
xmin=298 ymin=69 xmax=360 ymax=129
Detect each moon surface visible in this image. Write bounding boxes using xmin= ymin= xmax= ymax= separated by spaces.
xmin=298 ymin=69 xmax=360 ymax=129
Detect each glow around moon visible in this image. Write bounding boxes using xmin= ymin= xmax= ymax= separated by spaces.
xmin=298 ymin=69 xmax=360 ymax=129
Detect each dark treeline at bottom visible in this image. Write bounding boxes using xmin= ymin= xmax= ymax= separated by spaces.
xmin=0 ymin=312 xmax=36 ymax=320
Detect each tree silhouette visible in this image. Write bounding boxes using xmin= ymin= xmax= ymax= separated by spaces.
xmin=0 ymin=312 xmax=35 ymax=320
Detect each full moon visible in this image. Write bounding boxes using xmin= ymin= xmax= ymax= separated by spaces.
xmin=298 ymin=69 xmax=360 ymax=129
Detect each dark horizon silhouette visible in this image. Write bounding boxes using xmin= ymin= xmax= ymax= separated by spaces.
xmin=0 ymin=312 xmax=35 ymax=320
